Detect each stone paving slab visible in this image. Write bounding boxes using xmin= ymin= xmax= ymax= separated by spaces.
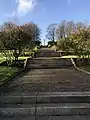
xmin=0 ymin=95 xmax=36 ymax=104
xmin=1 ymin=116 xmax=90 ymax=120
xmin=36 ymin=103 xmax=90 ymax=116
xmin=37 ymin=92 xmax=90 ymax=103
xmin=0 ymin=116 xmax=35 ymax=120
xmin=36 ymin=115 xmax=90 ymax=120
xmin=1 ymin=68 xmax=90 ymax=94
xmin=1 ymin=92 xmax=90 ymax=104
xmin=0 ymin=104 xmax=35 ymax=117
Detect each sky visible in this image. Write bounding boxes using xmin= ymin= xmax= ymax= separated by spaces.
xmin=0 ymin=0 xmax=90 ymax=43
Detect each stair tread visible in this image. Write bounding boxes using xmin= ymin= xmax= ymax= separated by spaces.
xmin=0 ymin=104 xmax=35 ymax=108
xmin=1 ymin=116 xmax=90 ymax=120
xmin=1 ymin=92 xmax=90 ymax=96
xmin=1 ymin=103 xmax=90 ymax=108
xmin=0 ymin=116 xmax=35 ymax=120
xmin=36 ymin=103 xmax=90 ymax=108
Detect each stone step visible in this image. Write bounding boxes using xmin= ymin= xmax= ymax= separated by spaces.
xmin=27 ymin=62 xmax=72 ymax=65
xmin=27 ymin=66 xmax=73 ymax=69
xmin=28 ymin=60 xmax=72 ymax=63
xmin=1 ymin=116 xmax=90 ymax=120
xmin=36 ymin=115 xmax=90 ymax=120
xmin=0 ymin=104 xmax=35 ymax=117
xmin=36 ymin=103 xmax=90 ymax=116
xmin=1 ymin=92 xmax=90 ymax=104
xmin=37 ymin=92 xmax=90 ymax=103
xmin=0 ymin=93 xmax=37 ymax=104
xmin=26 ymin=58 xmax=73 ymax=69
xmin=28 ymin=62 xmax=66 ymax=65
xmin=0 ymin=116 xmax=35 ymax=120
xmin=1 ymin=103 xmax=90 ymax=116
xmin=27 ymin=64 xmax=73 ymax=69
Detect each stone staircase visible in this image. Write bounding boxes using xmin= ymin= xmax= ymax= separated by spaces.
xmin=0 ymin=92 xmax=90 ymax=119
xmin=26 ymin=58 xmax=73 ymax=69
xmin=35 ymin=48 xmax=61 ymax=57
xmin=1 ymin=48 xmax=90 ymax=119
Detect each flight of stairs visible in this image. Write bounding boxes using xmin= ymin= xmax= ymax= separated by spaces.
xmin=0 ymin=48 xmax=90 ymax=119
xmin=35 ymin=48 xmax=61 ymax=57
xmin=26 ymin=58 xmax=73 ymax=69
xmin=0 ymin=92 xmax=90 ymax=119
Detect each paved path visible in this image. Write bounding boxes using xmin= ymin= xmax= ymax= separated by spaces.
xmin=1 ymin=116 xmax=90 ymax=120
xmin=1 ymin=68 xmax=90 ymax=119
xmin=1 ymin=48 xmax=90 ymax=119
xmin=1 ymin=68 xmax=90 ymax=95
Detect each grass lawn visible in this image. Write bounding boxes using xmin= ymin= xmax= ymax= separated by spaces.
xmin=80 ymin=65 xmax=90 ymax=72
xmin=61 ymin=55 xmax=78 ymax=58
xmin=0 ymin=66 xmax=19 ymax=86
xmin=0 ymin=58 xmax=5 ymax=64
xmin=61 ymin=55 xmax=90 ymax=59
xmin=18 ymin=56 xmax=30 ymax=60
xmin=0 ymin=56 xmax=28 ymax=86
xmin=0 ymin=56 xmax=30 ymax=64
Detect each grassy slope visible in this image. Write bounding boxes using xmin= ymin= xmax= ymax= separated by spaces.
xmin=0 ymin=56 xmax=29 ymax=85
xmin=81 ymin=65 xmax=90 ymax=72
xmin=0 ymin=67 xmax=19 ymax=86
xmin=0 ymin=58 xmax=5 ymax=64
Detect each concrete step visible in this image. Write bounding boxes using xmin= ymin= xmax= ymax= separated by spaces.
xmin=1 ymin=92 xmax=90 ymax=104
xmin=26 ymin=58 xmax=73 ymax=69
xmin=27 ymin=64 xmax=73 ymax=69
xmin=37 ymin=92 xmax=90 ymax=103
xmin=1 ymin=103 xmax=90 ymax=116
xmin=0 ymin=93 xmax=37 ymax=104
xmin=36 ymin=103 xmax=90 ymax=116
xmin=27 ymin=63 xmax=73 ymax=65
xmin=0 ymin=104 xmax=35 ymax=117
xmin=0 ymin=116 xmax=35 ymax=120
xmin=27 ymin=66 xmax=73 ymax=69
xmin=1 ymin=116 xmax=90 ymax=120
xmin=36 ymin=115 xmax=90 ymax=120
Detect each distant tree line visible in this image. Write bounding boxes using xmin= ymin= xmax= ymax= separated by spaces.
xmin=46 ymin=20 xmax=90 ymax=59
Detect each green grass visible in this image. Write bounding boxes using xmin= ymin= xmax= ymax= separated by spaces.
xmin=0 ymin=66 xmax=19 ymax=86
xmin=61 ymin=55 xmax=90 ymax=59
xmin=18 ymin=56 xmax=30 ymax=60
xmin=81 ymin=65 xmax=90 ymax=72
xmin=61 ymin=55 xmax=78 ymax=58
xmin=0 ymin=58 xmax=5 ymax=63
xmin=0 ymin=56 xmax=30 ymax=64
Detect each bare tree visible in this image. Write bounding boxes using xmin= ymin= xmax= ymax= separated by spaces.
xmin=56 ymin=20 xmax=66 ymax=40
xmin=46 ymin=23 xmax=57 ymax=42
xmin=66 ymin=21 xmax=76 ymax=36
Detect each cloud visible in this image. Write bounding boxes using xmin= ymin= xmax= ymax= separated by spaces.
xmin=11 ymin=11 xmax=16 ymax=17
xmin=12 ymin=0 xmax=37 ymax=17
